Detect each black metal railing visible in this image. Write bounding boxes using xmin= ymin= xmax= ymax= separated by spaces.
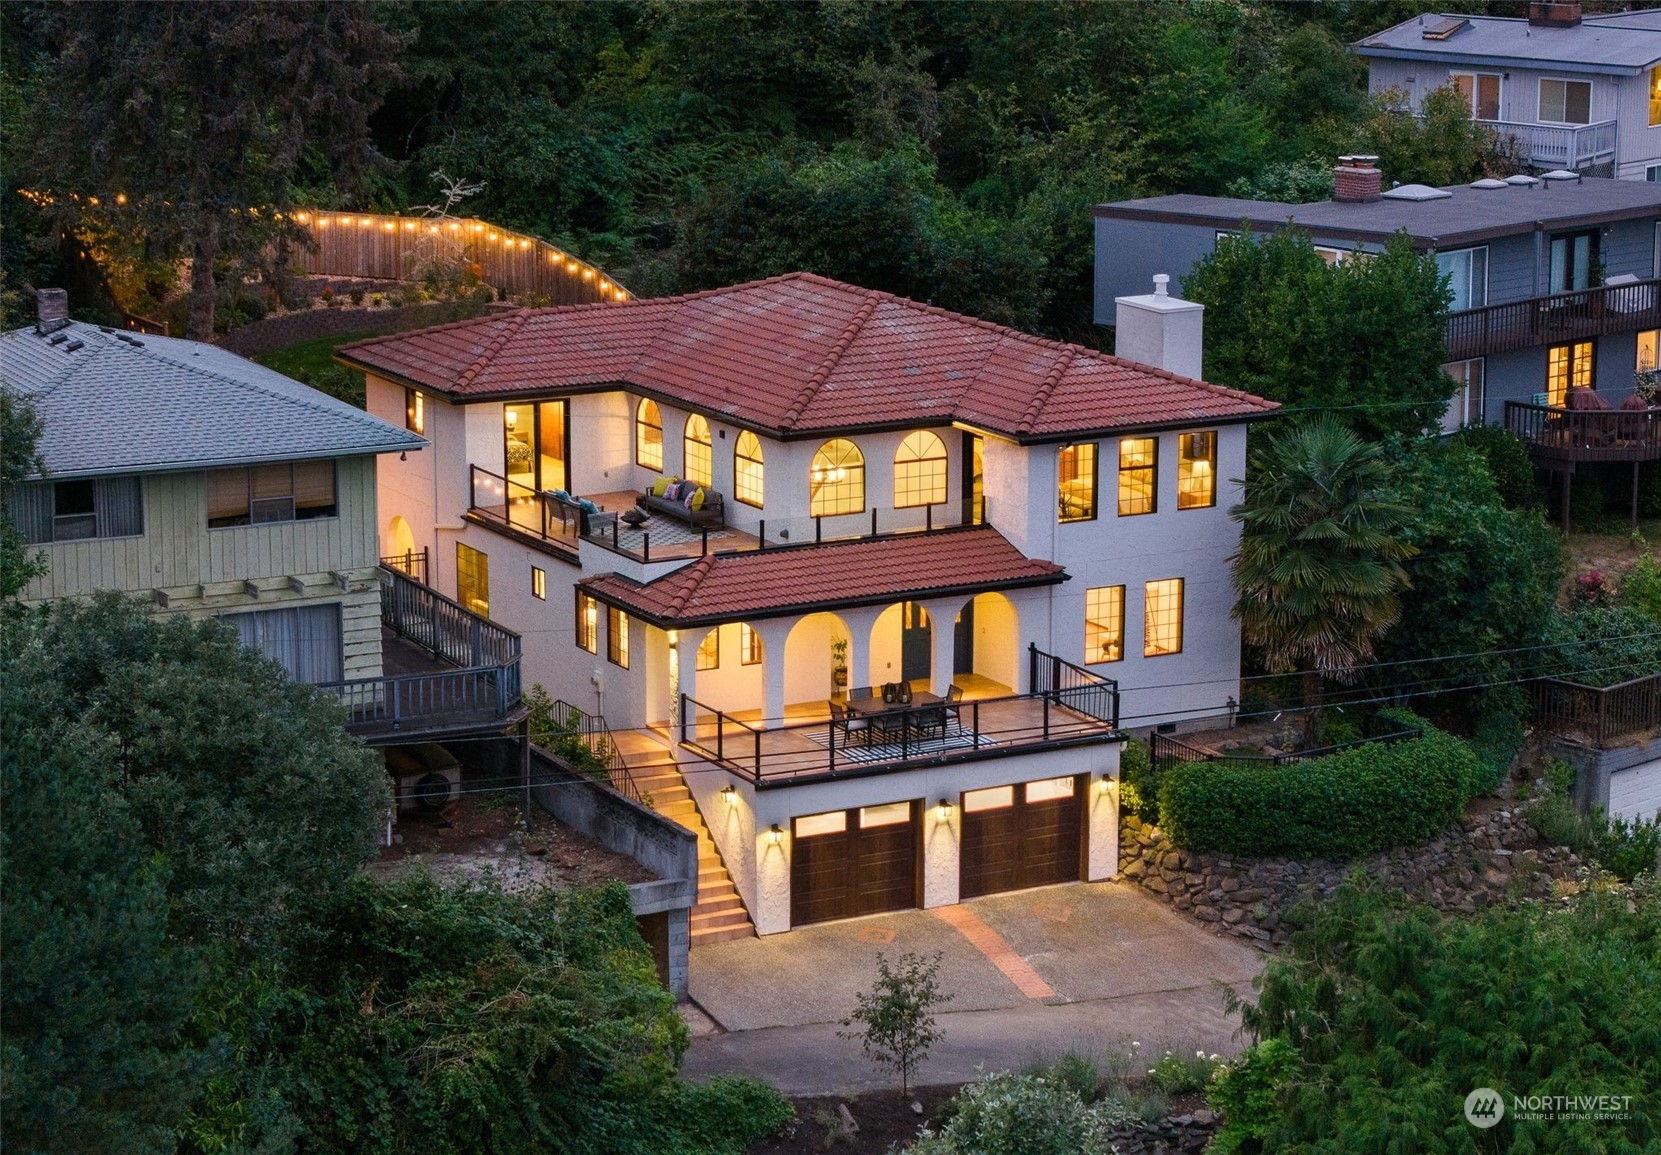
xmin=1445 ymin=277 xmax=1661 ymax=360
xmin=467 ymin=464 xmax=581 ymax=554
xmin=1151 ymin=712 xmax=1422 ymax=768
xmin=380 ymin=546 xmax=429 ymax=585
xmin=1028 ymin=644 xmax=1120 ymax=727
xmin=1531 ymin=672 xmax=1661 ymax=750
xmin=678 ymin=686 xmax=1119 ymax=787
xmin=541 ymin=697 xmax=640 ymax=801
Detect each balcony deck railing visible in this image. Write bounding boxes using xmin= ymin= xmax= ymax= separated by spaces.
xmin=1445 ymin=276 xmax=1661 ymax=360
xmin=317 ymin=564 xmax=524 ymax=742
xmin=1488 ymin=118 xmax=1616 ymax=171
xmin=466 ymin=464 xmax=580 ymax=558
xmin=380 ymin=546 xmax=429 ymax=585
xmin=1028 ymin=643 xmax=1121 ymax=727
xmin=1502 ymin=399 xmax=1661 ymax=465
xmin=1531 ymin=672 xmax=1661 ymax=750
xmin=1150 ymin=712 xmax=1422 ymax=768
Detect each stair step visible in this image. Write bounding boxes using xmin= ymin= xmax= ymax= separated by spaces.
xmin=693 ymin=894 xmax=745 ymax=915
xmin=691 ymin=923 xmax=757 ymax=945
xmin=691 ymin=909 xmax=754 ymax=932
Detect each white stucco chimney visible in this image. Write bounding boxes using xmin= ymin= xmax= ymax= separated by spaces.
xmin=1114 ymin=274 xmax=1204 ymax=380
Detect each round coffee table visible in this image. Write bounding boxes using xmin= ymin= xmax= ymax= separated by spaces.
xmin=620 ymin=508 xmax=649 ymax=529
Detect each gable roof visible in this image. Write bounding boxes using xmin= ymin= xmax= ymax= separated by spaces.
xmin=2 ymin=321 xmax=425 ymax=479
xmin=1354 ymin=10 xmax=1661 ymax=74
xmin=579 ymin=526 xmax=1066 ymax=628
xmin=337 ymin=273 xmax=1277 ymax=443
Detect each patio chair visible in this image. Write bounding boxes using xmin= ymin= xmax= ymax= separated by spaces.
xmin=829 ymin=699 xmax=871 ymax=747
xmin=943 ymin=684 xmax=964 ymax=726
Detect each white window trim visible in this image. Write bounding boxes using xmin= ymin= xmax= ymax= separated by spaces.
xmin=1449 ymin=71 xmax=1502 ymax=121
xmin=1436 ymin=245 xmax=1489 ymax=312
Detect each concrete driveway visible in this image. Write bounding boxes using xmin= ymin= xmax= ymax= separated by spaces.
xmin=682 ymin=880 xmax=1266 ymax=1095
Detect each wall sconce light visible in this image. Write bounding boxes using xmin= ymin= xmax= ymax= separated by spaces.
xmin=768 ymin=824 xmax=783 ymax=845
xmin=721 ymin=784 xmax=737 ymax=806
xmin=936 ymin=799 xmax=952 ymax=820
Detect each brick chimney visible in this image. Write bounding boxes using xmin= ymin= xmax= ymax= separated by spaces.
xmin=35 ymin=288 xmax=70 ymax=335
xmin=1528 ymin=2 xmax=1581 ymax=27
xmin=1332 ymin=155 xmax=1382 ymax=204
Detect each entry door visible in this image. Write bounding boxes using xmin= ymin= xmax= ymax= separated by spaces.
xmin=953 ymin=601 xmax=975 ymax=675
xmin=791 ymin=801 xmax=919 ymax=927
xmin=901 ymin=602 xmax=931 ymax=683
xmin=960 ymin=777 xmax=1084 ymax=899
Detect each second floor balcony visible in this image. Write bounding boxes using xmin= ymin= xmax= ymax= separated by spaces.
xmin=1445 ymin=276 xmax=1661 ymax=360
xmin=1489 ymin=118 xmax=1617 ymax=173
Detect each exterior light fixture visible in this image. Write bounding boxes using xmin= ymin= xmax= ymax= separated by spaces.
xmin=768 ymin=824 xmax=783 ymax=845
xmin=936 ymin=799 xmax=952 ymax=820
xmin=721 ymin=784 xmax=737 ymax=805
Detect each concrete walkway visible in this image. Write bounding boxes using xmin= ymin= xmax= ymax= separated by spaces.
xmin=682 ymin=881 xmax=1266 ymax=1096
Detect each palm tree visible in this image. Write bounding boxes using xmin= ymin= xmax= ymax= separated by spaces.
xmin=1230 ymin=416 xmax=1415 ymax=746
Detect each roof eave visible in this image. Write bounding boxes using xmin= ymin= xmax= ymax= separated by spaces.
xmin=1352 ymin=44 xmax=1655 ymax=75
xmin=580 ymin=569 xmax=1069 ymax=630
xmin=29 ymin=440 xmax=426 ymax=481
xmin=1011 ymin=408 xmax=1281 ymax=445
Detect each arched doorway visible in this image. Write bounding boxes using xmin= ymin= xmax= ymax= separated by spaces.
xmin=953 ymin=592 xmax=1019 ymax=693
xmin=783 ymin=612 xmax=853 ymax=706
xmin=869 ymin=603 xmax=931 ymax=688
xmin=385 ymin=515 xmax=417 ymax=575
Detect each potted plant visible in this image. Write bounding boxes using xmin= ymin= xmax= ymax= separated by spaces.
xmin=830 ymin=636 xmax=849 ymax=690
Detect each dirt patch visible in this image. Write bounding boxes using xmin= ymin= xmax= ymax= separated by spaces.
xmin=372 ymin=793 xmax=656 ymax=892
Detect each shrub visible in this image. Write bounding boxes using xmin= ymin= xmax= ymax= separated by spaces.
xmin=1597 ymin=814 xmax=1661 ymax=882
xmin=1023 ymin=1052 xmax=1099 ymax=1104
xmin=1206 ymin=1037 xmax=1300 ymax=1155
xmin=1147 ymin=1049 xmax=1223 ymax=1095
xmin=1621 ymin=552 xmax=1661 ymax=621
xmin=1468 ymin=697 xmax=1525 ymax=793
xmin=1118 ymin=738 xmax=1162 ymax=825
xmin=1157 ymin=713 xmax=1482 ymax=859
xmin=905 ymin=1072 xmax=1108 ymax=1155
xmin=1450 ymin=423 xmax=1539 ymax=510
xmin=348 ymin=287 xmax=365 ymax=305
xmin=1574 ymin=569 xmax=1612 ymax=606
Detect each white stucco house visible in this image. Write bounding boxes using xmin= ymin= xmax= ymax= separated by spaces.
xmin=339 ymin=272 xmax=1278 ymax=938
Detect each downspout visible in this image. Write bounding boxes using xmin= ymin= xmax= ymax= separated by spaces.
xmin=1534 ymin=221 xmax=1545 ymax=298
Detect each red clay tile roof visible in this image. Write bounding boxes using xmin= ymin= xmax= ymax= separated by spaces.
xmin=338 ymin=273 xmax=1277 ymax=442
xmin=579 ymin=527 xmax=1066 ymax=627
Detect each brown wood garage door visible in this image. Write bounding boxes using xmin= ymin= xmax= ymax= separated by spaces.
xmin=791 ymin=801 xmax=919 ymax=927
xmin=960 ymin=776 xmax=1084 ymax=899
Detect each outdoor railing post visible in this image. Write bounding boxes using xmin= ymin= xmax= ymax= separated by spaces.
xmin=972 ymin=700 xmax=980 ymax=749
xmin=753 ymin=730 xmax=761 ymax=783
xmin=716 ymin=709 xmax=725 ymax=763
xmin=678 ymin=693 xmax=686 ymax=745
xmin=1043 ymin=694 xmax=1050 ymax=740
xmin=870 ymin=508 xmax=878 ymax=538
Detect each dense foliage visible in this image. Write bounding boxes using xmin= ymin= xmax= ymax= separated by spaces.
xmin=0 ymin=388 xmax=45 ymax=597
xmin=1157 ymin=715 xmax=1485 ymax=860
xmin=908 ymin=1071 xmax=1111 ymax=1155
xmin=191 ymin=874 xmax=788 ymax=1155
xmin=1229 ymin=415 xmax=1415 ymax=742
xmin=1540 ymin=604 xmax=1661 ymax=689
xmin=1185 ymin=230 xmax=1453 ymax=439
xmin=1218 ymin=880 xmax=1661 ymax=1153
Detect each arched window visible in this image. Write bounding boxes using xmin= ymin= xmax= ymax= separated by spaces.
xmin=734 ymin=431 xmax=765 ymax=507
xmin=684 ymin=414 xmax=713 ymax=487
xmin=809 ymin=439 xmax=865 ymax=517
xmin=893 ymin=430 xmax=947 ymax=508
xmin=636 ymin=399 xmax=663 ymax=470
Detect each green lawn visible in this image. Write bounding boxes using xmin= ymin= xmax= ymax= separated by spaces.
xmin=253 ymin=331 xmax=386 ymax=408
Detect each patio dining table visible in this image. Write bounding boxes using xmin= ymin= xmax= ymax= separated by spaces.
xmin=846 ymin=691 xmax=945 ymax=741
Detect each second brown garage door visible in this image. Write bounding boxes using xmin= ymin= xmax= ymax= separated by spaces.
xmin=960 ymin=776 xmax=1084 ymax=899
xmin=791 ymin=801 xmax=919 ymax=927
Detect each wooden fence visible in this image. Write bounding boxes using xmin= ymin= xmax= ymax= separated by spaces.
xmin=285 ymin=209 xmax=626 ymax=305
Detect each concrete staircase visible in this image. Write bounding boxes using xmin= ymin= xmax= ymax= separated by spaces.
xmin=628 ymin=755 xmax=756 ymax=946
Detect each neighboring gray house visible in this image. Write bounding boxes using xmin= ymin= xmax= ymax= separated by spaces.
xmin=1353 ymin=4 xmax=1661 ymax=181
xmin=1094 ymin=166 xmax=1661 ymax=434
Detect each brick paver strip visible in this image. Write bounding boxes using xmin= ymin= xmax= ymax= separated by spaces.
xmin=932 ymin=905 xmax=1058 ymax=1001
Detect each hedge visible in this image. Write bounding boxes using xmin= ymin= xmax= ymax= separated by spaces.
xmin=1156 ymin=713 xmax=1484 ymax=860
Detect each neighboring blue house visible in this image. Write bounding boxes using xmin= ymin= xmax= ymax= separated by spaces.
xmin=1094 ymin=164 xmax=1661 ymax=435
xmin=1352 ymin=4 xmax=1661 ymax=181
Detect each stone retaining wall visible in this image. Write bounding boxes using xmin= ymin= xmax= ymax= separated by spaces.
xmin=1104 ymin=1111 xmax=1217 ymax=1153
xmin=1118 ymin=807 xmax=1581 ymax=949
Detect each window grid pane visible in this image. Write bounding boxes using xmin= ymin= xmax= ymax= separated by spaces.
xmin=740 ymin=623 xmax=762 ymax=665
xmin=576 ymin=592 xmax=598 ymax=653
xmin=636 ymin=399 xmax=663 ymax=470
xmin=457 ymin=544 xmax=489 ymax=616
xmin=684 ymin=414 xmax=713 ymax=487
xmin=607 ymin=606 xmax=629 ymax=668
xmin=1058 ymin=443 xmax=1097 ymax=522
xmin=1117 ymin=439 xmax=1155 ymax=516
xmin=1144 ymin=579 xmax=1184 ymax=657
xmin=893 ymin=430 xmax=947 ymax=508
xmin=734 ymin=431 xmax=765 ymax=506
xmin=1177 ymin=432 xmax=1216 ymax=510
xmin=696 ymin=628 xmax=719 ymax=671
xmin=1085 ymin=585 xmax=1125 ymax=664
xmin=810 ymin=439 xmax=865 ymax=517
xmin=405 ymin=388 xmax=425 ymax=434
xmin=531 ymin=566 xmax=546 ymax=600
xmin=1546 ymin=341 xmax=1595 ymax=406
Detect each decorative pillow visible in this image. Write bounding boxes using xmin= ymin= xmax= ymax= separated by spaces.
xmin=690 ymin=487 xmax=706 ymax=512
xmin=578 ymin=499 xmax=600 ymax=515
xmin=550 ymin=489 xmax=571 ymax=503
xmin=651 ymin=476 xmax=676 ymax=497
